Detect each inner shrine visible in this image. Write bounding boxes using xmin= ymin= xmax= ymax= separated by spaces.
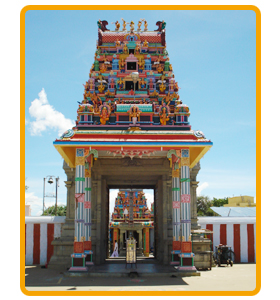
xmin=49 ymin=18 xmax=213 ymax=272
xmin=110 ymin=189 xmax=154 ymax=257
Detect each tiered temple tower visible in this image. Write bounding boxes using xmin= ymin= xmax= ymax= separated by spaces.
xmin=110 ymin=189 xmax=154 ymax=257
xmin=51 ymin=19 xmax=213 ymax=271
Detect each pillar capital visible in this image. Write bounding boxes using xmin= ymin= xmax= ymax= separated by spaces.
xmin=191 ymin=181 xmax=199 ymax=188
xmin=64 ymin=180 xmax=73 ymax=188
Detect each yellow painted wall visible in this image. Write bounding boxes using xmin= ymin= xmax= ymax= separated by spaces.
xmin=224 ymin=196 xmax=256 ymax=207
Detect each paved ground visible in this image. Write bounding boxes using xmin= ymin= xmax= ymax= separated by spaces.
xmin=25 ymin=263 xmax=257 ymax=292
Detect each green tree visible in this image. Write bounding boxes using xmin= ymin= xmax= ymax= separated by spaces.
xmin=197 ymin=196 xmax=214 ymax=216
xmin=212 ymin=197 xmax=228 ymax=207
xmin=42 ymin=205 xmax=67 ymax=216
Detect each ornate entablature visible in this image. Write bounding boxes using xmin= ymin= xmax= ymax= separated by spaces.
xmin=76 ymin=19 xmax=191 ymax=129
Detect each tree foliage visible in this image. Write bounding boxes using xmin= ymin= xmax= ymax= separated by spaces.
xmin=212 ymin=197 xmax=228 ymax=207
xmin=197 ymin=196 xmax=228 ymax=216
xmin=42 ymin=205 xmax=67 ymax=216
xmin=197 ymin=196 xmax=214 ymax=216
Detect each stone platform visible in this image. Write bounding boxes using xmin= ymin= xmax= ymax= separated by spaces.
xmin=64 ymin=259 xmax=200 ymax=278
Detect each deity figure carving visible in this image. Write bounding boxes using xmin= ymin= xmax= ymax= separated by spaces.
xmin=123 ymin=44 xmax=128 ymax=54
xmin=119 ymin=58 xmax=126 ymax=73
xmin=163 ymin=92 xmax=171 ymax=106
xmin=135 ymin=44 xmax=141 ymax=54
xmin=137 ymin=20 xmax=142 ymax=31
xmin=128 ymin=105 xmax=141 ymax=126
xmin=121 ymin=18 xmax=127 ymax=31
xmin=143 ymin=40 xmax=148 ymax=47
xmin=159 ymin=106 xmax=170 ymax=125
xmin=113 ymin=20 xmax=120 ymax=31
xmin=92 ymin=92 xmax=102 ymax=110
xmin=154 ymin=56 xmax=161 ymax=65
xmin=138 ymin=57 xmax=145 ymax=73
xmin=139 ymin=78 xmax=146 ymax=89
xmin=99 ymin=106 xmax=110 ymax=125
xmin=88 ymin=79 xmax=94 ymax=90
xmin=157 ymin=64 xmax=164 ymax=73
xmin=98 ymin=82 xmax=106 ymax=93
xmin=159 ymin=82 xmax=166 ymax=93
xmin=83 ymin=81 xmax=89 ymax=91
xmin=100 ymin=64 xmax=107 ymax=73
xmin=117 ymin=78 xmax=124 ymax=89
xmin=116 ymin=40 xmax=121 ymax=47
xmin=130 ymin=21 xmax=135 ymax=32
xmin=96 ymin=73 xmax=105 ymax=82
xmin=143 ymin=20 xmax=148 ymax=31
xmin=109 ymin=78 xmax=115 ymax=89
xmin=150 ymin=90 xmax=158 ymax=98
xmin=103 ymin=56 xmax=110 ymax=65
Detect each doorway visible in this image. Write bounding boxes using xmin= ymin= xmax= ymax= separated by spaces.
xmin=108 ymin=188 xmax=155 ymax=259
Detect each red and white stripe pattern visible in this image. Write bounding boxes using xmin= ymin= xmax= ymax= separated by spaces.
xmin=25 ymin=216 xmax=66 ymax=265
xmin=198 ymin=217 xmax=256 ymax=263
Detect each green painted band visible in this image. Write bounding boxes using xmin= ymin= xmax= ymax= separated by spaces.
xmin=172 ymin=188 xmax=180 ymax=191
xmin=75 ymin=177 xmax=85 ymax=181
xmin=180 ymin=178 xmax=190 ymax=182
xmin=84 ymin=188 xmax=92 ymax=191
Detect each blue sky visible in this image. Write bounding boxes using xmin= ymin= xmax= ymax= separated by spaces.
xmin=24 ymin=9 xmax=256 ymax=216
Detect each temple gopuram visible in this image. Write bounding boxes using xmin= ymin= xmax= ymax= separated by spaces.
xmin=50 ymin=19 xmax=213 ymax=272
xmin=110 ymin=189 xmax=154 ymax=257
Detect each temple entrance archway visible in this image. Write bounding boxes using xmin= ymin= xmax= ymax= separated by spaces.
xmin=91 ymin=155 xmax=172 ymax=265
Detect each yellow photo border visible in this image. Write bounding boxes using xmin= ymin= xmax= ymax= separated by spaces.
xmin=20 ymin=4 xmax=261 ymax=296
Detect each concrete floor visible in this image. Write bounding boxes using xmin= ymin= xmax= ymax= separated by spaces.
xmin=24 ymin=263 xmax=257 ymax=292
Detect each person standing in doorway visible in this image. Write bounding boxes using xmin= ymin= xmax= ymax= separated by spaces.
xmin=111 ymin=240 xmax=119 ymax=257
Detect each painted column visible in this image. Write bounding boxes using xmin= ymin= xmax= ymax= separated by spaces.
xmin=178 ymin=148 xmax=196 ymax=271
xmin=74 ymin=148 xmax=85 ymax=246
xmin=69 ymin=148 xmax=87 ymax=271
xmin=180 ymin=149 xmax=191 ymax=244
xmin=167 ymin=150 xmax=181 ymax=251
xmin=84 ymin=149 xmax=93 ymax=264
xmin=144 ymin=227 xmax=150 ymax=257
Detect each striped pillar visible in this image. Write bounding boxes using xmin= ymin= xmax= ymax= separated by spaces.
xmin=74 ymin=148 xmax=85 ymax=246
xmin=180 ymin=149 xmax=191 ymax=243
xmin=172 ymin=168 xmax=181 ymax=247
xmin=169 ymin=150 xmax=181 ymax=251
xmin=84 ymin=152 xmax=92 ymax=246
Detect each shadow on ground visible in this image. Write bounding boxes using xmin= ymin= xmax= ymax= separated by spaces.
xmin=25 ymin=265 xmax=189 ymax=287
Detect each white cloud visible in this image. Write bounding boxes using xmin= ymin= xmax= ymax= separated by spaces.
xmin=25 ymin=192 xmax=42 ymax=216
xmin=197 ymin=182 xmax=209 ymax=196
xmin=25 ymin=191 xmax=66 ymax=216
xmin=109 ymin=189 xmax=119 ymax=214
xmin=28 ymin=88 xmax=75 ymax=136
xmin=144 ymin=190 xmax=154 ymax=210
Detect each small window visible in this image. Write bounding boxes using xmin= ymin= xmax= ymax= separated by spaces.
xmin=80 ymin=115 xmax=84 ymax=122
xmin=129 ymin=49 xmax=134 ymax=54
xmin=125 ymin=81 xmax=139 ymax=91
xmin=127 ymin=62 xmax=136 ymax=70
